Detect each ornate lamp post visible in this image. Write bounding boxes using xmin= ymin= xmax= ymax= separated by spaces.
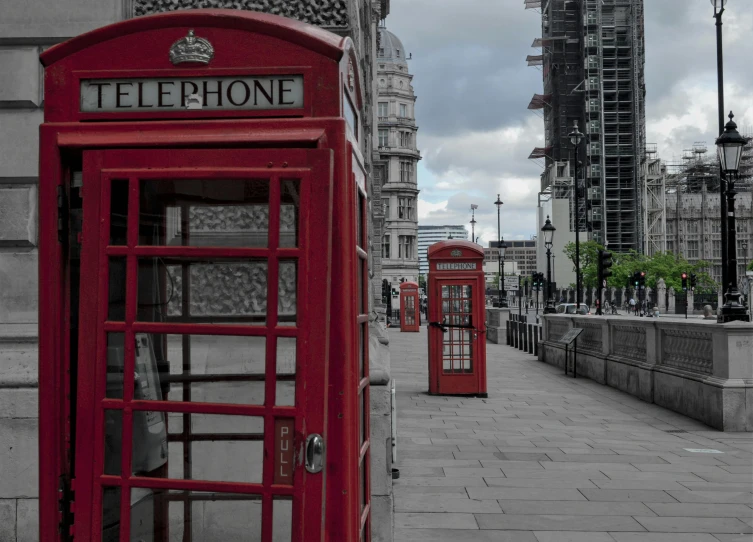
xmin=717 ymin=112 xmax=749 ymax=322
xmin=542 ymin=216 xmax=557 ymax=314
xmin=568 ymin=120 xmax=584 ymax=310
xmin=494 ymin=195 xmax=507 ymax=307
xmin=713 ymin=0 xmax=729 ymax=294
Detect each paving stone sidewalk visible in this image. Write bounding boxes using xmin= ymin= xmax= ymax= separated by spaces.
xmin=390 ymin=325 xmax=753 ymax=542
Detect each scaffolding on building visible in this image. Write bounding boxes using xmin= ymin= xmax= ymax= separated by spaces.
xmin=526 ymin=0 xmax=646 ymax=253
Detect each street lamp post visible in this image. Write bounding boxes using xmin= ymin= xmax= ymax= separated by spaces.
xmin=470 ymin=204 xmax=478 ymax=244
xmin=494 ymin=195 xmax=507 ymax=307
xmin=542 ymin=216 xmax=557 ymax=314
xmin=568 ymin=121 xmax=584 ymax=310
xmin=713 ymin=0 xmax=730 ymax=297
xmin=717 ymin=112 xmax=749 ymax=322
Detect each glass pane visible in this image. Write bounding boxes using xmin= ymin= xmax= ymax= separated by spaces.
xmin=356 ymin=192 xmax=363 ymax=250
xmin=273 ymin=496 xmax=293 ymax=542
xmin=109 ymin=179 xmax=128 ymax=246
xmin=143 ymin=414 xmax=263 ymax=483
xmin=358 ymin=258 xmax=365 ymax=315
xmin=441 ymin=284 xmax=474 ymax=374
xmin=108 ymin=257 xmax=126 ymax=321
xmin=134 ymin=489 xmax=262 ymax=541
xmin=140 ymin=333 xmax=267 ymax=405
xmin=104 ymin=410 xmax=122 ymax=475
xmin=106 ymin=333 xmax=124 ymax=399
xmin=280 ymin=180 xmax=300 ymax=248
xmin=276 ymin=338 xmax=296 ymax=406
xmin=102 ymin=487 xmax=121 ymax=542
xmin=358 ymin=324 xmax=365 ymax=380
xmin=137 ymin=258 xmax=268 ymax=324
xmin=278 ymin=260 xmax=297 ymax=326
xmin=139 ymin=179 xmax=270 ymax=247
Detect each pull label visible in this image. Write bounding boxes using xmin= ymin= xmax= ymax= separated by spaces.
xmin=274 ymin=419 xmax=295 ymax=485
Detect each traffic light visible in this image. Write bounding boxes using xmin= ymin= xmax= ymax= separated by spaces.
xmin=640 ymin=271 xmax=646 ymax=289
xmin=531 ymin=272 xmax=537 ymax=291
xmin=633 ymin=271 xmax=640 ymax=287
xmin=690 ymin=273 xmax=697 ymax=290
xmin=537 ymin=272 xmax=545 ymax=291
xmin=681 ymin=272 xmax=688 ymax=291
xmin=600 ymin=251 xmax=613 ymax=279
xmin=597 ymin=250 xmax=613 ymax=288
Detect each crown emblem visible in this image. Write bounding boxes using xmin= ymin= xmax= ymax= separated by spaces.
xmin=169 ymin=30 xmax=214 ymax=65
xmin=451 ymin=249 xmax=463 ymax=257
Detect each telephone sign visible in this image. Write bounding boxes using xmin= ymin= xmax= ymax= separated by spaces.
xmin=39 ymin=9 xmax=371 ymax=542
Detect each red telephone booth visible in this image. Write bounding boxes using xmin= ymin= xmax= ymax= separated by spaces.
xmin=427 ymin=241 xmax=487 ymax=396
xmin=399 ymin=282 xmax=420 ymax=332
xmin=38 ymin=10 xmax=372 ymax=541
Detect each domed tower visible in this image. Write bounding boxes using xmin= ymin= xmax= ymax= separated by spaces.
xmin=375 ymin=25 xmax=421 ymax=311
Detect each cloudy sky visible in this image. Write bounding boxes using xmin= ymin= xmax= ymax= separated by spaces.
xmin=385 ymin=0 xmax=753 ymax=246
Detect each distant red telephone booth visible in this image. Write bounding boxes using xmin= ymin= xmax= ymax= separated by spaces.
xmin=427 ymin=241 xmax=487 ymax=396
xmin=38 ymin=10 xmax=372 ymax=541
xmin=399 ymin=282 xmax=420 ymax=332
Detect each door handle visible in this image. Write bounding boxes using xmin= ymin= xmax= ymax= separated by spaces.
xmin=305 ymin=433 xmax=325 ymax=474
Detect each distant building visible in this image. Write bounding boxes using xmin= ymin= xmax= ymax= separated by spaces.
xmin=375 ymin=25 xmax=421 ymax=290
xmin=417 ymin=225 xmax=468 ymax=277
xmin=483 ymin=240 xmax=538 ymax=277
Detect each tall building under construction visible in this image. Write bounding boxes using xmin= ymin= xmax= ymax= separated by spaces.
xmin=527 ymin=0 xmax=646 ymax=254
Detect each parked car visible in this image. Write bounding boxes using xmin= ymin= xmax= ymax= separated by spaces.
xmin=555 ymin=303 xmax=590 ymax=315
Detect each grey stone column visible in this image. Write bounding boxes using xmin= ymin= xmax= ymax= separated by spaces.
xmin=657 ymin=278 xmax=667 ymax=312
xmin=668 ymin=287 xmax=676 ymax=313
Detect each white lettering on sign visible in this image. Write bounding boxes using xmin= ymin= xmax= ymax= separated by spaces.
xmin=436 ymin=262 xmax=477 ymax=271
xmin=80 ymin=75 xmax=304 ymax=112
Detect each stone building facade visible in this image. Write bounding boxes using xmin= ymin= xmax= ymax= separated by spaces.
xmin=0 ymin=1 xmax=393 ymax=540
xmin=374 ymin=26 xmax=420 ymax=299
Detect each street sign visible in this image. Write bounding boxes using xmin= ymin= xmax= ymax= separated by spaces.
xmin=559 ymin=328 xmax=583 ymax=345
xmin=503 ymin=276 xmax=519 ymax=291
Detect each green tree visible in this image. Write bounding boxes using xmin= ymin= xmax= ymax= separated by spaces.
xmin=562 ymin=240 xmax=603 ymax=288
xmin=418 ymin=274 xmax=426 ymax=290
xmin=562 ymin=245 xmax=718 ymax=293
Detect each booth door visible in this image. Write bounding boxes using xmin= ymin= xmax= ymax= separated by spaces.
xmin=401 ymin=292 xmax=417 ymax=331
xmin=72 ymin=148 xmax=332 ymax=542
xmin=435 ymin=281 xmax=479 ymax=394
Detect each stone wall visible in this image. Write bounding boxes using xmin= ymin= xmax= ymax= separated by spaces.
xmin=540 ymin=314 xmax=753 ymax=431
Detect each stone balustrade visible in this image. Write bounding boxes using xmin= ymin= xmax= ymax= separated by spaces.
xmin=540 ymin=315 xmax=753 ymax=431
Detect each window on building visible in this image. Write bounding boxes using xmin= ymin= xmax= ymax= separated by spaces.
xmin=378 ymin=102 xmax=388 ymax=117
xmin=400 ymin=161 xmax=413 ymax=182
xmin=666 ymin=240 xmax=675 ymax=253
xmin=737 ymin=220 xmax=749 ymax=234
xmin=712 ymin=240 xmax=722 ymax=259
xmin=399 ymin=131 xmax=411 ymax=148
xmin=712 ymin=266 xmax=722 ymax=283
xmin=399 ymin=103 xmax=407 ymax=117
xmin=382 ymin=235 xmax=390 ymax=259
xmin=687 ymin=220 xmax=699 ymax=234
xmin=407 ymin=198 xmax=415 ymax=220
xmin=382 ymin=198 xmax=390 ymax=218
xmin=711 ymin=220 xmax=721 ymax=234
xmin=378 ymin=129 xmax=388 ymax=147
xmin=398 ymin=197 xmax=406 ymax=219
xmin=396 ymin=49 xmax=400 ymax=57
xmin=556 ymin=164 xmax=566 ymax=177
xmin=687 ymin=240 xmax=699 ymax=259
xmin=398 ymin=235 xmax=415 ymax=259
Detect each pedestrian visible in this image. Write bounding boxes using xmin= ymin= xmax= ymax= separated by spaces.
xmin=604 ymin=299 xmax=610 ymax=313
xmin=629 ymin=297 xmax=636 ymax=315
